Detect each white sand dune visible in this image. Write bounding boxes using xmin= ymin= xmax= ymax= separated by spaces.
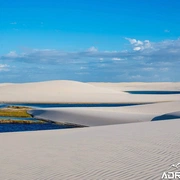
xmin=0 ymin=80 xmax=179 ymax=103
xmin=95 ymin=101 xmax=180 ymax=114
xmin=0 ymin=80 xmax=180 ymax=179
xmin=0 ymin=120 xmax=180 ymax=180
xmin=29 ymin=108 xmax=153 ymax=126
xmin=90 ymin=82 xmax=180 ymax=91
xmin=29 ymin=101 xmax=180 ymax=126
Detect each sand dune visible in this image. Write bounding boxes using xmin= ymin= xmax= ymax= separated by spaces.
xmin=29 ymin=108 xmax=153 ymax=126
xmin=0 ymin=80 xmax=180 ymax=179
xmin=29 ymin=101 xmax=180 ymax=126
xmin=0 ymin=80 xmax=179 ymax=103
xmin=90 ymin=82 xmax=180 ymax=91
xmin=0 ymin=120 xmax=180 ymax=180
xmin=1 ymin=80 xmax=179 ymax=126
xmin=95 ymin=101 xmax=180 ymax=114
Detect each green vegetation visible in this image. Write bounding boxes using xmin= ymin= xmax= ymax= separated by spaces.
xmin=0 ymin=106 xmax=51 ymax=125
xmin=0 ymin=106 xmax=31 ymax=117
xmin=6 ymin=105 xmax=30 ymax=109
xmin=0 ymin=119 xmax=45 ymax=124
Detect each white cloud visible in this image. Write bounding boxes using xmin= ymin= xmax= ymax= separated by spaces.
xmin=143 ymin=67 xmax=154 ymax=71
xmin=130 ymin=75 xmax=142 ymax=79
xmin=1 ymin=38 xmax=180 ymax=82
xmin=125 ymin=38 xmax=137 ymax=44
xmin=2 ymin=38 xmax=180 ymax=64
xmin=2 ymin=39 xmax=180 ymax=64
xmin=136 ymin=40 xmax=143 ymax=46
xmin=125 ymin=38 xmax=143 ymax=46
xmin=80 ymin=66 xmax=87 ymax=70
xmin=126 ymin=38 xmax=152 ymax=51
xmin=87 ymin=46 xmax=98 ymax=52
xmin=6 ymin=51 xmax=18 ymax=58
xmin=133 ymin=47 xmax=141 ymax=51
xmin=160 ymin=67 xmax=169 ymax=72
xmin=112 ymin=57 xmax=122 ymax=61
xmin=0 ymin=64 xmax=9 ymax=71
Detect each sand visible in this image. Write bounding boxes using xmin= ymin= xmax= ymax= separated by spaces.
xmin=28 ymin=101 xmax=180 ymax=126
xmin=90 ymin=82 xmax=180 ymax=91
xmin=0 ymin=80 xmax=179 ymax=103
xmin=0 ymin=120 xmax=180 ymax=180
xmin=0 ymin=80 xmax=180 ymax=179
xmin=1 ymin=80 xmax=180 ymax=126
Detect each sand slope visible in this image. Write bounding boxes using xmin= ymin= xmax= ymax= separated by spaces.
xmin=29 ymin=108 xmax=153 ymax=126
xmin=29 ymin=101 xmax=180 ymax=126
xmin=0 ymin=120 xmax=180 ymax=180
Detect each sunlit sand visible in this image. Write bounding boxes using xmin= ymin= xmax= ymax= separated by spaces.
xmin=0 ymin=80 xmax=180 ymax=179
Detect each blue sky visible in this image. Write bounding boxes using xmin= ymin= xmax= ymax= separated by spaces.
xmin=0 ymin=0 xmax=180 ymax=82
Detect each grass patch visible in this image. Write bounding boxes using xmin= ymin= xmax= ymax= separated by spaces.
xmin=0 ymin=119 xmax=45 ymax=124
xmin=0 ymin=106 xmax=31 ymax=117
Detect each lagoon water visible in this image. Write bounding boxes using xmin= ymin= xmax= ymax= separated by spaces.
xmin=126 ymin=90 xmax=180 ymax=95
xmin=0 ymin=104 xmax=76 ymax=133
xmin=2 ymin=103 xmax=141 ymax=108
xmin=0 ymin=116 xmax=37 ymax=121
xmin=0 ymin=114 xmax=75 ymax=133
xmin=0 ymin=123 xmax=74 ymax=133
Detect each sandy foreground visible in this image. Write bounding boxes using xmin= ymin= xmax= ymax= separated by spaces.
xmin=0 ymin=80 xmax=180 ymax=179
xmin=1 ymin=120 xmax=180 ymax=180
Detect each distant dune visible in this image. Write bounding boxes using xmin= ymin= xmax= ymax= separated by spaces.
xmin=0 ymin=80 xmax=179 ymax=103
xmin=90 ymin=82 xmax=180 ymax=91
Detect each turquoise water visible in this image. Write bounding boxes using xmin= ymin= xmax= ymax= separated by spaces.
xmin=0 ymin=104 xmax=7 ymax=108
xmin=0 ymin=115 xmax=75 ymax=133
xmin=126 ymin=91 xmax=180 ymax=94
xmin=0 ymin=123 xmax=74 ymax=133
xmin=0 ymin=104 xmax=77 ymax=132
xmin=0 ymin=116 xmax=37 ymax=121
xmin=1 ymin=103 xmax=141 ymax=108
xmin=152 ymin=115 xmax=180 ymax=121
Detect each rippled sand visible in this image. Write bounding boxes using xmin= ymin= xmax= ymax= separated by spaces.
xmin=0 ymin=120 xmax=180 ymax=180
xmin=0 ymin=80 xmax=180 ymax=179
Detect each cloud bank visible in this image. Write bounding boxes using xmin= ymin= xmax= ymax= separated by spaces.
xmin=0 ymin=38 xmax=180 ymax=82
